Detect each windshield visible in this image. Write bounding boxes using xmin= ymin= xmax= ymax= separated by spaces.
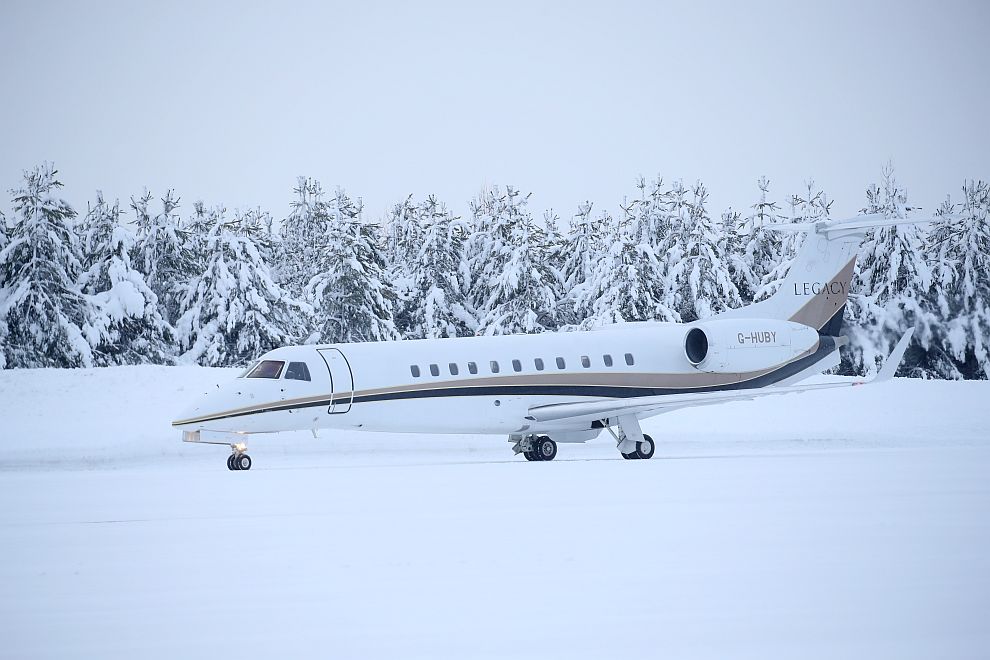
xmin=246 ymin=360 xmax=285 ymax=379
xmin=238 ymin=361 xmax=260 ymax=378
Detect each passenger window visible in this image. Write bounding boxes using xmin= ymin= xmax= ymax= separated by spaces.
xmin=410 ymin=365 xmax=421 ymax=378
xmin=581 ymin=356 xmax=591 ymax=368
xmin=468 ymin=362 xmax=478 ymax=375
xmin=625 ymin=353 xmax=635 ymax=366
xmin=603 ymin=354 xmax=613 ymax=367
xmin=430 ymin=364 xmax=440 ymax=376
xmin=490 ymin=360 xmax=500 ymax=374
xmin=246 ymin=360 xmax=285 ymax=379
xmin=512 ymin=359 xmax=522 ymax=372
xmin=285 ymin=361 xmax=312 ymax=381
xmin=449 ymin=363 xmax=459 ymax=376
xmin=534 ymin=358 xmax=544 ymax=371
xmin=556 ymin=357 xmax=565 ymax=369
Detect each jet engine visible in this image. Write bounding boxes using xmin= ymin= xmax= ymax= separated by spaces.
xmin=683 ymin=319 xmax=821 ymax=373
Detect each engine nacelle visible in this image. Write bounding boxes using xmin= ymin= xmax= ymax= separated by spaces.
xmin=683 ymin=318 xmax=820 ymax=373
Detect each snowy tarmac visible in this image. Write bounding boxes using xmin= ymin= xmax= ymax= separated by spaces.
xmin=1 ymin=367 xmax=989 ymax=659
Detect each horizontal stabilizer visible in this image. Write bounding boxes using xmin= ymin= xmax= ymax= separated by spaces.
xmin=763 ymin=213 xmax=946 ymax=238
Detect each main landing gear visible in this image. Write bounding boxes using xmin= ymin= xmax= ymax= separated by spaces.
xmin=513 ymin=434 xmax=558 ymax=461
xmin=620 ymin=434 xmax=655 ymax=460
xmin=605 ymin=414 xmax=656 ymax=461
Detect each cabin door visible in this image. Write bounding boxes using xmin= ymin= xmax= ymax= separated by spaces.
xmin=317 ymin=348 xmax=354 ymax=414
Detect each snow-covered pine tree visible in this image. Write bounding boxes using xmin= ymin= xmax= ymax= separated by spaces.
xmin=383 ymin=195 xmax=423 ymax=337
xmin=175 ymin=206 xmax=306 ymax=366
xmin=739 ymin=176 xmax=784 ymax=300
xmin=557 ymin=201 xmax=605 ymax=326
xmin=306 ymin=188 xmax=398 ymax=343
xmin=660 ymin=178 xmax=692 ymax=274
xmin=574 ymin=209 xmax=675 ymax=326
xmin=0 ymin=163 xmax=93 ymax=368
xmin=629 ymin=175 xmax=678 ymax=303
xmin=0 ymin=210 xmax=7 ymax=368
xmin=398 ymin=196 xmax=474 ymax=339
xmin=278 ymin=177 xmax=330 ymax=298
xmin=756 ymin=179 xmax=831 ymax=301
xmin=721 ymin=207 xmax=755 ymax=303
xmin=465 ymin=185 xmax=501 ymax=317
xmin=383 ymin=194 xmax=422 ymax=269
xmin=667 ymin=181 xmax=743 ymax=322
xmin=842 ymin=166 xmax=934 ymax=376
xmin=235 ymin=207 xmax=275 ymax=256
xmin=79 ymin=192 xmax=174 ymax=365
xmin=925 ymin=180 xmax=990 ymax=379
xmin=471 ymin=186 xmax=559 ymax=335
xmin=924 ymin=196 xmax=966 ymax=378
xmin=573 ymin=176 xmax=680 ymax=327
xmin=539 ymin=209 xmax=567 ymax=331
xmin=131 ymin=189 xmax=195 ymax=324
xmin=559 ymin=202 xmax=599 ymax=291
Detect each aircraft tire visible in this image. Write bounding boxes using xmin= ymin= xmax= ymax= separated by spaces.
xmin=227 ymin=454 xmax=236 ymax=470
xmin=621 ymin=451 xmax=639 ymax=460
xmin=636 ymin=435 xmax=656 ymax=460
xmin=536 ymin=436 xmax=557 ymax=462
xmin=523 ymin=450 xmax=537 ymax=461
xmin=235 ymin=454 xmax=252 ymax=471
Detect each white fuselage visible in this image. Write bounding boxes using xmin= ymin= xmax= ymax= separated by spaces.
xmin=172 ymin=320 xmax=826 ymax=439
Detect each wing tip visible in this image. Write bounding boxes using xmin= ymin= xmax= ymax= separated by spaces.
xmin=875 ymin=328 xmax=915 ymax=383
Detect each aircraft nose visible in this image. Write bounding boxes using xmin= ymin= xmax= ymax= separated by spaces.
xmin=172 ymin=385 xmax=226 ymax=427
xmin=171 ymin=383 xmax=254 ymax=430
xmin=172 ymin=400 xmax=205 ymax=427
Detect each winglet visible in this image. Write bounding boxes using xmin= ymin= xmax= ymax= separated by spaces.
xmin=874 ymin=329 xmax=915 ymax=383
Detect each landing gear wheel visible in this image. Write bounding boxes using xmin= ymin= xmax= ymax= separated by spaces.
xmin=535 ymin=436 xmax=557 ymax=462
xmin=636 ymin=434 xmax=656 ymax=460
xmin=227 ymin=454 xmax=236 ymax=470
xmin=523 ymin=450 xmax=537 ymax=461
xmin=621 ymin=451 xmax=639 ymax=460
xmin=234 ymin=454 xmax=252 ymax=471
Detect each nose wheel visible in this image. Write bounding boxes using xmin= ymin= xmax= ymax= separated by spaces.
xmin=227 ymin=451 xmax=252 ymax=470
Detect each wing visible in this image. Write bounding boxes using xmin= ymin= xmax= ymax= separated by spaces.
xmin=526 ymin=330 xmax=913 ymax=425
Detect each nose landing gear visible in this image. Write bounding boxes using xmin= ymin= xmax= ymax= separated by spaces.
xmin=227 ymin=451 xmax=252 ymax=471
xmin=226 ymin=442 xmax=252 ymax=470
xmin=181 ymin=431 xmax=254 ymax=470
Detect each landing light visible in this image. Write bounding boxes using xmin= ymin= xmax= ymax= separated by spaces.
xmin=234 ymin=442 xmax=247 ymax=451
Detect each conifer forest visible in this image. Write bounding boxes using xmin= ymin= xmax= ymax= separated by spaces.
xmin=1 ymin=163 xmax=987 ymax=379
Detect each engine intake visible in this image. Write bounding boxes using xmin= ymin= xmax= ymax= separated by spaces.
xmin=684 ymin=327 xmax=709 ymax=365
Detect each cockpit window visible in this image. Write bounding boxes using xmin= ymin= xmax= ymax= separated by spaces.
xmin=285 ymin=361 xmax=312 ymax=381
xmin=246 ymin=360 xmax=285 ymax=379
xmin=238 ymin=361 xmax=260 ymax=377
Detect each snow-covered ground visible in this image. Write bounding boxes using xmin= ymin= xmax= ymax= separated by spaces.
xmin=1 ymin=367 xmax=988 ymax=659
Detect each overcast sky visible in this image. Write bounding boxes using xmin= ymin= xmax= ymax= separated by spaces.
xmin=1 ymin=0 xmax=987 ymax=225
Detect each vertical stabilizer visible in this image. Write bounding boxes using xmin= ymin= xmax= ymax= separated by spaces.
xmin=717 ymin=214 xmax=893 ymax=333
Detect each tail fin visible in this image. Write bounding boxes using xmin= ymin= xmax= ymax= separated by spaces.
xmin=718 ymin=213 xmax=933 ymax=334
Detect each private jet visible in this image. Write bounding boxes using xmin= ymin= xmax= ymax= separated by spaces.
xmin=173 ymin=213 xmax=921 ymax=469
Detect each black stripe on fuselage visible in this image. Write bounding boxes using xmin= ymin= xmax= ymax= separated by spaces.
xmin=184 ymin=336 xmax=839 ymax=425
xmin=351 ymin=335 xmax=838 ymax=403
